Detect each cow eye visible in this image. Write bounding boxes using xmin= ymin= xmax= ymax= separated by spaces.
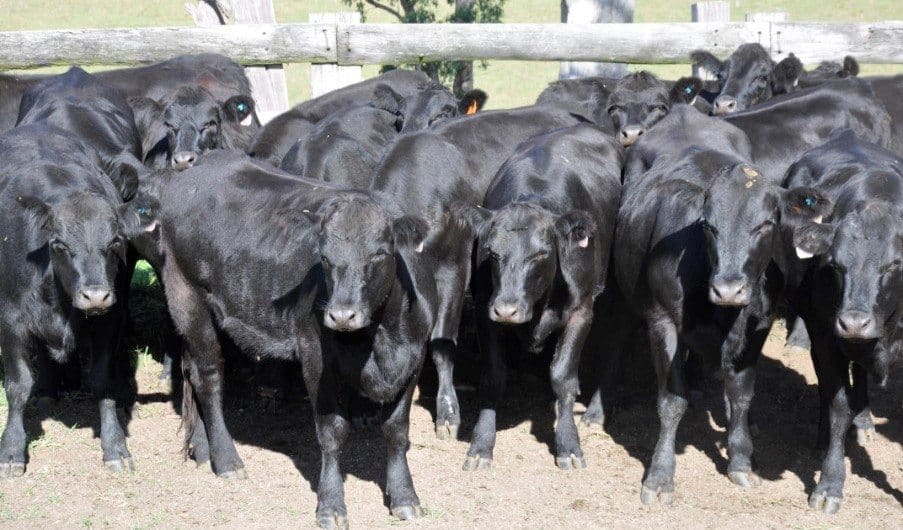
xmin=756 ymin=75 xmax=768 ymax=84
xmin=320 ymin=255 xmax=331 ymax=267
xmin=607 ymin=105 xmax=621 ymax=116
xmin=50 ymin=240 xmax=70 ymax=254
xmin=754 ymin=221 xmax=774 ymax=235
xmin=700 ymin=220 xmax=717 ymax=236
xmin=202 ymin=121 xmax=217 ymax=131
xmin=881 ymin=261 xmax=901 ymax=275
xmin=163 ymin=122 xmax=174 ymax=132
xmin=108 ymin=239 xmax=123 ymax=252
xmin=370 ymin=250 xmax=389 ymax=262
xmin=530 ymin=251 xmax=550 ymax=261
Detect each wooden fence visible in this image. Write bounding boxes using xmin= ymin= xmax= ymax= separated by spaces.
xmin=1 ymin=21 xmax=900 ymax=71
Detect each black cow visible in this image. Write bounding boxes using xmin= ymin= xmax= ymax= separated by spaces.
xmin=1 ymin=54 xmax=256 ymax=135
xmin=608 ymin=107 xmax=829 ymax=505
xmin=464 ymin=124 xmax=622 ymax=470
xmin=125 ymin=152 xmax=437 ymax=527
xmin=16 ymin=67 xmax=145 ymax=200
xmin=130 ymin=84 xmax=255 ymax=170
xmin=724 ymin=79 xmax=894 ymax=180
xmin=248 ymin=69 xmax=432 ymax=165
xmin=371 ymin=105 xmax=588 ymax=439
xmin=280 ymin=82 xmax=487 ymax=184
xmin=691 ymin=43 xmax=805 ymax=114
xmin=535 ymin=76 xmax=616 ymax=124
xmin=603 ymin=71 xmax=702 ymax=146
xmin=0 ymin=123 xmax=146 ymax=477
xmin=866 ymin=74 xmax=903 ymax=154
xmin=800 ymin=55 xmax=860 ymax=88
xmin=783 ymin=130 xmax=902 ymax=513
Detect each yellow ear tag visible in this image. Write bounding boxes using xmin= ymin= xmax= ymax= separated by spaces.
xmin=742 ymin=165 xmax=758 ymax=177
xmin=466 ymin=100 xmax=479 ymax=115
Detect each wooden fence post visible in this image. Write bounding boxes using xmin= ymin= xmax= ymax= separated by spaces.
xmin=691 ymin=2 xmax=729 ymax=80
xmin=559 ymin=0 xmax=636 ymax=80
xmin=745 ymin=11 xmax=789 ymax=58
xmin=310 ymin=12 xmax=363 ymax=98
xmin=186 ymin=0 xmax=289 ymax=124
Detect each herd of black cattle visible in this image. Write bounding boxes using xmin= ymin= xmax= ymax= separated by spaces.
xmin=0 ymin=42 xmax=899 ymax=526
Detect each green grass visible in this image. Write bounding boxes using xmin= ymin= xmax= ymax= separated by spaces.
xmin=4 ymin=1 xmax=901 ymax=109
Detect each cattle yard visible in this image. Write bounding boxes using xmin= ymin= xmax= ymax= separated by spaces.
xmin=1 ymin=0 xmax=902 ymax=529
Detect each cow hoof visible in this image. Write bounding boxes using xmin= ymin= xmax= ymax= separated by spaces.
xmin=218 ymin=467 xmax=248 ymax=480
xmin=391 ymin=504 xmax=425 ymax=520
xmin=855 ymin=426 xmax=876 ymax=445
xmin=104 ymin=457 xmax=136 ymax=473
xmin=462 ymin=455 xmax=492 ymax=471
xmin=640 ymin=485 xmax=674 ymax=506
xmin=435 ymin=421 xmax=458 ymax=440
xmin=809 ymin=491 xmax=842 ymax=514
xmin=580 ymin=412 xmax=604 ymax=430
xmin=0 ymin=462 xmax=25 ymax=479
xmin=556 ymin=454 xmax=587 ymax=470
xmin=728 ymin=470 xmax=762 ymax=488
xmin=317 ymin=512 xmax=349 ymax=530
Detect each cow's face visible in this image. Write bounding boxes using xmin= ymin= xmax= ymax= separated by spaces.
xmin=316 ymin=197 xmax=426 ymax=332
xmin=606 ymin=72 xmax=701 ymax=147
xmin=478 ymin=203 xmax=594 ymax=324
xmin=373 ymin=83 xmax=487 ymax=133
xmin=701 ymin=165 xmax=781 ymax=306
xmin=692 ymin=44 xmax=803 ymax=114
xmin=826 ymin=203 xmax=902 ymax=341
xmin=21 ymin=192 xmax=127 ymax=315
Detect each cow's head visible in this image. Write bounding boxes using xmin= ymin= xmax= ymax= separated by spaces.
xmin=474 ymin=202 xmax=595 ymax=324
xmin=130 ymin=85 xmax=254 ymax=170
xmin=606 ymin=71 xmax=702 ymax=146
xmin=700 ymin=164 xmax=829 ymax=306
xmin=824 ymin=202 xmax=902 ymax=341
xmin=310 ymin=195 xmax=427 ymax=332
xmin=691 ymin=43 xmax=804 ymax=115
xmin=19 ymin=192 xmax=136 ymax=315
xmin=372 ymin=82 xmax=487 ymax=133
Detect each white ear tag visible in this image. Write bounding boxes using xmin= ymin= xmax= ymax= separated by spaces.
xmin=795 ymin=247 xmax=814 ymax=259
xmin=793 ymin=78 xmax=799 ymax=87
xmin=240 ymin=114 xmax=253 ymax=126
xmin=415 ymin=241 xmax=424 ymax=253
xmin=577 ymin=236 xmax=589 ymax=248
xmin=813 ymin=215 xmax=823 ymax=224
xmin=145 ymin=220 xmax=160 ymax=233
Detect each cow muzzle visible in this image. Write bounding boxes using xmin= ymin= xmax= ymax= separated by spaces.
xmin=490 ymin=301 xmax=529 ymax=325
xmin=74 ymin=286 xmax=116 ymax=315
xmin=324 ymin=306 xmax=366 ymax=332
xmin=709 ymin=276 xmax=750 ymax=306
xmin=835 ymin=310 xmax=880 ymax=340
xmin=171 ymin=151 xmax=198 ymax=170
xmin=619 ymin=125 xmax=645 ymax=147
xmin=712 ymin=95 xmax=739 ymax=115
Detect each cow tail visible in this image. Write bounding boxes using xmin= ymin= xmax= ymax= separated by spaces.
xmin=179 ymin=357 xmax=198 ymax=461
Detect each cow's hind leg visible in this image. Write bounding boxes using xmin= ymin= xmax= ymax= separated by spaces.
xmin=0 ymin=334 xmax=33 ymax=478
xmin=640 ymin=314 xmax=687 ymax=506
xmin=382 ymin=369 xmax=424 ymax=520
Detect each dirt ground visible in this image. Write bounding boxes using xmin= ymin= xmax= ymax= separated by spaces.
xmin=1 ymin=325 xmax=900 ymax=529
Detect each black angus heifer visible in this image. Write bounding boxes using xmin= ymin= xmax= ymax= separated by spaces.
xmin=782 ymin=131 xmax=902 ymax=513
xmin=126 ymin=152 xmax=436 ymax=527
xmin=16 ymin=67 xmax=145 ymax=200
xmin=724 ymin=79 xmax=894 ymax=181
xmin=372 ymin=105 xmax=587 ymax=439
xmin=465 ymin=124 xmax=622 ymax=470
xmin=535 ymin=76 xmax=616 ymax=125
xmin=603 ymin=71 xmax=702 ymax=146
xmin=691 ymin=43 xmax=805 ymax=115
xmin=610 ymin=109 xmax=830 ymax=505
xmin=130 ymin=84 xmax=255 ymax=170
xmin=0 ymin=123 xmax=145 ymax=477
xmin=248 ymin=69 xmax=431 ymax=165
xmin=280 ymin=82 xmax=487 ymax=184
xmin=866 ymin=74 xmax=903 ymax=154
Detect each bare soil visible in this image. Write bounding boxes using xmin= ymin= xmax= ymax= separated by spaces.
xmin=1 ymin=326 xmax=900 ymax=529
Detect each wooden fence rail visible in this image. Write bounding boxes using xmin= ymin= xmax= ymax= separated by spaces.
xmin=1 ymin=21 xmax=900 ymax=70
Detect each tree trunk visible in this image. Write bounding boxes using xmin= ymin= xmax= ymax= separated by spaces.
xmin=559 ymin=0 xmax=635 ymax=79
xmin=453 ymin=0 xmax=475 ymax=93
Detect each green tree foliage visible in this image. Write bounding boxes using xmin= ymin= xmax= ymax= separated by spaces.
xmin=342 ymin=0 xmax=506 ymax=93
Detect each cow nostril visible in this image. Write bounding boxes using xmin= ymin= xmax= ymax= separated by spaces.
xmin=636 ymin=129 xmax=644 ymax=137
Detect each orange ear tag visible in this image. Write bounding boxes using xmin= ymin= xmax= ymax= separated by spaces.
xmin=466 ymin=100 xmax=479 ymax=115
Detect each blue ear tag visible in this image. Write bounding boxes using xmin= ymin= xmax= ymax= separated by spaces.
xmin=684 ymin=86 xmax=693 ymax=94
xmin=804 ymin=197 xmax=816 ymax=208
xmin=237 ymin=102 xmax=248 ymax=112
xmin=137 ymin=207 xmax=149 ymax=216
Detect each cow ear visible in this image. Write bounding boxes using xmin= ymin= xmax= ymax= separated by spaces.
xmin=221 ymin=95 xmax=255 ymax=124
xmin=782 ymin=187 xmax=835 ymax=259
xmin=391 ymin=215 xmax=429 ymax=253
xmin=772 ymin=54 xmax=804 ymax=93
xmin=450 ymin=201 xmax=491 ymax=238
xmin=555 ymin=210 xmax=596 ymax=251
xmin=119 ymin=195 xmax=161 ymax=239
xmin=108 ymin=159 xmax=141 ymax=201
xmin=842 ymin=56 xmax=859 ymax=77
xmin=128 ymin=96 xmax=166 ymax=159
xmin=372 ymin=84 xmax=404 ymax=115
xmin=690 ymin=50 xmax=723 ymax=78
xmin=18 ymin=195 xmax=55 ymax=232
xmin=458 ymin=89 xmax=488 ymax=115
xmin=670 ymin=77 xmax=703 ymax=104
